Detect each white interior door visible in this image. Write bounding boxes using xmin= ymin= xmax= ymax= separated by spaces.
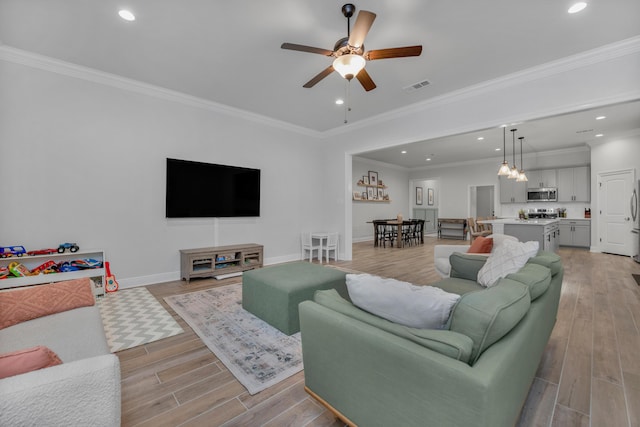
xmin=598 ymin=170 xmax=635 ymax=256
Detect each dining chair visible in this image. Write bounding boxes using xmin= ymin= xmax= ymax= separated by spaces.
xmin=467 ymin=217 xmax=491 ymax=242
xmin=323 ymin=233 xmax=339 ymax=262
xmin=301 ymin=232 xmax=320 ymax=262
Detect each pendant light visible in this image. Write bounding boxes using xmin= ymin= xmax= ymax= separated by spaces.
xmin=516 ymin=136 xmax=528 ymax=182
xmin=497 ymin=126 xmax=511 ymax=176
xmin=508 ymin=128 xmax=519 ymax=179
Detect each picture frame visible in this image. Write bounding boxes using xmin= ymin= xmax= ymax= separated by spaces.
xmin=368 ymin=171 xmax=378 ymax=186
xmin=377 ymin=188 xmax=384 ymax=200
xmin=367 ymin=187 xmax=375 ymax=200
xmin=363 ymin=176 xmax=370 ymax=185
xmin=416 ymin=187 xmax=423 ymax=205
xmin=428 ymin=188 xmax=434 ymax=205
xmin=362 ymin=191 xmax=368 ymax=200
xmin=353 ymin=191 xmax=362 ymax=200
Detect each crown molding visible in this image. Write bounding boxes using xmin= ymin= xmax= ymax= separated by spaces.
xmin=323 ymin=35 xmax=640 ymax=139
xmin=0 ymin=44 xmax=323 ymax=139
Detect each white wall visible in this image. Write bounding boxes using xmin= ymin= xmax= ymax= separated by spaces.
xmin=352 ymin=158 xmax=409 ymax=241
xmin=0 ymin=59 xmax=323 ymax=286
xmin=589 ymin=133 xmax=640 ymax=250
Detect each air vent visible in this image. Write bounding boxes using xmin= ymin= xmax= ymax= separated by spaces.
xmin=576 ymin=129 xmax=594 ymax=134
xmin=403 ymin=79 xmax=431 ymax=93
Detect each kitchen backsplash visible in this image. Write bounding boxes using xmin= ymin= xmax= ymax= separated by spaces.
xmin=500 ymin=202 xmax=591 ymax=219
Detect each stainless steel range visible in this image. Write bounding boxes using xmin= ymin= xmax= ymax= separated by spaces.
xmin=527 ymin=208 xmax=558 ymax=219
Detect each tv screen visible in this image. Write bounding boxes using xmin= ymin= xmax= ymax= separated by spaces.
xmin=166 ymin=158 xmax=260 ymax=218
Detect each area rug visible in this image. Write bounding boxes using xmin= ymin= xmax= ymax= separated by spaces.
xmin=164 ymin=283 xmax=303 ymax=395
xmin=98 ymin=287 xmax=184 ymax=353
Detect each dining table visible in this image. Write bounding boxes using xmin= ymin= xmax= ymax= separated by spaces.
xmin=369 ymin=219 xmax=427 ymax=248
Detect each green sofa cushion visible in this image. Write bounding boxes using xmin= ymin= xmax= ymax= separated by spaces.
xmin=449 ymin=279 xmax=530 ymax=364
xmin=527 ymin=251 xmax=562 ymax=276
xmin=506 ymin=263 xmax=551 ymax=301
xmin=434 ymin=277 xmax=483 ymax=296
xmin=313 ymin=289 xmax=474 ymax=363
xmin=449 ymin=253 xmax=489 ymax=281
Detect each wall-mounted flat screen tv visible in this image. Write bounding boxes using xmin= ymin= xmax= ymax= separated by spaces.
xmin=166 ymin=158 xmax=260 ymax=218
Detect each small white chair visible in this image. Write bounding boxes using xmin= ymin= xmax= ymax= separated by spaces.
xmin=323 ymin=233 xmax=339 ymax=262
xmin=301 ymin=232 xmax=321 ymax=262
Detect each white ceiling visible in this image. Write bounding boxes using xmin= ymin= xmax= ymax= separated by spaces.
xmin=1 ymin=0 xmax=639 ymax=165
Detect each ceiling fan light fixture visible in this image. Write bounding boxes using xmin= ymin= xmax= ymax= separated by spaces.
xmin=333 ymin=54 xmax=366 ymax=80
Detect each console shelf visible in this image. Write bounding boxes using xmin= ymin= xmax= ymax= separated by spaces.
xmin=180 ymin=244 xmax=263 ymax=283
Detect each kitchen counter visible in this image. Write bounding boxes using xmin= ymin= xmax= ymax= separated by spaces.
xmin=481 ymin=218 xmax=560 ymax=226
xmin=479 ymin=218 xmax=560 ymax=252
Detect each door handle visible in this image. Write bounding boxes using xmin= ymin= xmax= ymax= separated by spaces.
xmin=625 ymin=217 xmax=631 ymax=221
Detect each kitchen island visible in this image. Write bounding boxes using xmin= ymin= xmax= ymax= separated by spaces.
xmin=479 ymin=218 xmax=560 ymax=252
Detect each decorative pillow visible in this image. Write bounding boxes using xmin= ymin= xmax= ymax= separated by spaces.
xmin=0 ymin=346 xmax=63 ymax=379
xmin=0 ymin=278 xmax=95 ymax=330
xmin=467 ymin=236 xmax=493 ymax=253
xmin=346 ymin=273 xmax=460 ymax=329
xmin=477 ymin=239 xmax=539 ymax=287
xmin=449 ymin=280 xmax=530 ymax=364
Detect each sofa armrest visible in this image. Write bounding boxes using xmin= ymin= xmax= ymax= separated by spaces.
xmin=434 ymin=244 xmax=470 ymax=277
xmin=0 ymin=354 xmax=121 ymax=427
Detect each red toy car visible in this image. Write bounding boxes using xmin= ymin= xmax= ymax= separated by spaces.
xmin=27 ymin=248 xmax=58 ymax=256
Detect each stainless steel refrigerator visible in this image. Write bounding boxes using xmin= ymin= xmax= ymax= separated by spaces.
xmin=632 ymin=179 xmax=640 ymax=263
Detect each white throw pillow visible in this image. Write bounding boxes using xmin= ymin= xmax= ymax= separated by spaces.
xmin=477 ymin=239 xmax=539 ymax=287
xmin=346 ymin=274 xmax=460 ymax=329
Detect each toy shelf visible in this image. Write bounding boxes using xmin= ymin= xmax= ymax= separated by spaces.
xmin=0 ymin=250 xmax=106 ymax=297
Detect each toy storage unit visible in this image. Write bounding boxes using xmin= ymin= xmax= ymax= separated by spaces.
xmin=180 ymin=244 xmax=263 ymax=283
xmin=0 ymin=250 xmax=106 ymax=296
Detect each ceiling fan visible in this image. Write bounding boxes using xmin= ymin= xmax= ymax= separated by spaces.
xmin=281 ymin=3 xmax=422 ymax=92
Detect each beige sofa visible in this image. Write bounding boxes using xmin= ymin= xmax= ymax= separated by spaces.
xmin=0 ymin=281 xmax=121 ymax=426
xmin=434 ymin=233 xmax=517 ymax=277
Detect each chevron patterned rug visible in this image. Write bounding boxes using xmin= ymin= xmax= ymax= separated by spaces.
xmin=98 ymin=287 xmax=184 ymax=353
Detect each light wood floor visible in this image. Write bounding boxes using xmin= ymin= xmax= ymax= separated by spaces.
xmin=119 ymin=236 xmax=640 ymax=426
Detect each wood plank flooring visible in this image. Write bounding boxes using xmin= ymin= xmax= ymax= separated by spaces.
xmin=119 ymin=236 xmax=640 ymax=426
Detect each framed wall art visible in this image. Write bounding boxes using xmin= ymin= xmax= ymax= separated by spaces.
xmin=368 ymin=171 xmax=378 ymax=186
xmin=416 ymin=187 xmax=423 ymax=205
xmin=428 ymin=188 xmax=434 ymax=205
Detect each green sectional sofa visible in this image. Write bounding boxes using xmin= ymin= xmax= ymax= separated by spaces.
xmin=299 ymin=251 xmax=563 ymax=427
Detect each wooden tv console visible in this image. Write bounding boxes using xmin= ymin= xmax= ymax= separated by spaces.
xmin=180 ymin=244 xmax=263 ymax=283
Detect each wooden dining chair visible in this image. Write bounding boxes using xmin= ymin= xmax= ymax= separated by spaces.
xmin=467 ymin=217 xmax=491 ymax=242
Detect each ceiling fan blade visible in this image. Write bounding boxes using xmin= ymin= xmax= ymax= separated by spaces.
xmin=348 ymin=10 xmax=376 ymax=49
xmin=365 ymin=45 xmax=423 ymax=60
xmin=356 ymin=68 xmax=376 ymax=92
xmin=303 ymin=65 xmax=335 ymax=88
xmin=281 ymin=43 xmax=334 ymax=56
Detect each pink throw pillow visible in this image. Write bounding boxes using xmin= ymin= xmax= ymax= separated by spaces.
xmin=0 ymin=346 xmax=63 ymax=379
xmin=0 ymin=278 xmax=95 ymax=330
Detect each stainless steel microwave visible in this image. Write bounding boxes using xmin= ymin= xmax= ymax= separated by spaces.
xmin=527 ymin=188 xmax=557 ymax=202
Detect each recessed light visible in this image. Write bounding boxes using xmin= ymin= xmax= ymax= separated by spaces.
xmin=477 ymin=137 xmax=484 ymax=141
xmin=335 ymin=99 xmax=344 ymax=105
xmin=568 ymin=2 xmax=587 ymax=13
xmin=426 ymin=158 xmax=432 ymax=161
xmin=401 ymin=150 xmax=407 ymax=154
xmin=118 ymin=9 xmax=136 ymax=21
xmin=495 ymin=148 xmax=501 ymax=151
xmin=596 ymin=115 xmax=606 ymax=120
xmin=595 ymin=134 xmax=604 ymax=137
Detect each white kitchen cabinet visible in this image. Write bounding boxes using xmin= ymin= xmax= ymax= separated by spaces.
xmin=499 ymin=176 xmax=527 ymax=203
xmin=557 ymin=166 xmax=590 ymax=202
xmin=526 ymin=169 xmax=557 ymax=189
xmin=559 ymin=219 xmax=591 ymax=248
